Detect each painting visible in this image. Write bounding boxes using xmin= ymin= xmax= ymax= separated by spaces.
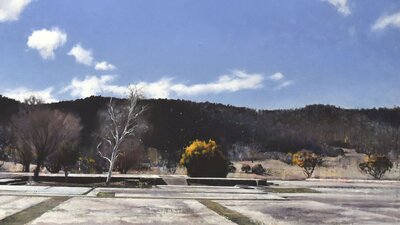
xmin=0 ymin=1 xmax=399 ymax=224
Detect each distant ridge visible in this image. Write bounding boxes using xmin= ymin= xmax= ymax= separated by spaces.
xmin=1 ymin=95 xmax=399 ymax=158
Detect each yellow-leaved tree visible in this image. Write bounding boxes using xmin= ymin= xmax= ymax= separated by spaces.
xmin=180 ymin=139 xmax=228 ymax=177
xmin=359 ymin=154 xmax=393 ymax=179
xmin=292 ymin=150 xmax=321 ymax=178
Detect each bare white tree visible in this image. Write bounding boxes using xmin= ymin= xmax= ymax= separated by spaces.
xmin=97 ymin=88 xmax=145 ymax=184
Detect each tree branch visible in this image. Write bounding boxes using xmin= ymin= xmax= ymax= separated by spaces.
xmin=97 ymin=142 xmax=111 ymax=164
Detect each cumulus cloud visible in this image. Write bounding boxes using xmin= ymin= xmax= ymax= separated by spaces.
xmin=324 ymin=0 xmax=351 ymax=16
xmin=61 ymin=70 xmax=265 ymax=99
xmin=1 ymin=87 xmax=57 ymax=103
xmin=68 ymin=44 xmax=94 ymax=66
xmin=27 ymin=27 xmax=67 ymax=60
xmin=67 ymin=44 xmax=116 ymax=70
xmin=269 ymin=72 xmax=284 ymax=81
xmin=0 ymin=0 xmax=31 ymax=22
xmin=372 ymin=12 xmax=400 ymax=31
xmin=95 ymin=61 xmax=116 ymax=71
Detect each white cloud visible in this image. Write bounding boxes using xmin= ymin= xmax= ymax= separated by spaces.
xmin=27 ymin=27 xmax=67 ymax=60
xmin=61 ymin=70 xmax=265 ymax=99
xmin=95 ymin=61 xmax=116 ymax=71
xmin=274 ymin=80 xmax=294 ymax=90
xmin=269 ymin=72 xmax=284 ymax=81
xmin=324 ymin=0 xmax=351 ymax=16
xmin=268 ymin=72 xmax=293 ymax=90
xmin=68 ymin=44 xmax=94 ymax=66
xmin=2 ymin=87 xmax=57 ymax=103
xmin=61 ymin=75 xmax=125 ymax=98
xmin=67 ymin=44 xmax=116 ymax=70
xmin=136 ymin=78 xmax=174 ymax=98
xmin=372 ymin=12 xmax=400 ymax=31
xmin=0 ymin=0 xmax=31 ymax=22
xmin=169 ymin=70 xmax=264 ymax=96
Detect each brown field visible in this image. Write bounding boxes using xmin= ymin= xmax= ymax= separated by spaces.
xmin=229 ymin=149 xmax=400 ymax=180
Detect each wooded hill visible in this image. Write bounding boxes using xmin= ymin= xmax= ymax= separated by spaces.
xmin=1 ymin=95 xmax=399 ymax=165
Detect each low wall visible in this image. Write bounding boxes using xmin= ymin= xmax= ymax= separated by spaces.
xmin=2 ymin=173 xmax=167 ymax=185
xmin=187 ymin=177 xmax=267 ymax=186
xmin=1 ymin=172 xmax=267 ymax=186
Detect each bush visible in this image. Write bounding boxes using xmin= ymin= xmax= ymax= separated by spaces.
xmin=180 ymin=139 xmax=228 ymax=177
xmin=45 ymin=162 xmax=61 ymax=173
xmin=251 ymin=164 xmax=266 ymax=175
xmin=241 ymin=164 xmax=251 ymax=173
xmin=45 ymin=141 xmax=79 ymax=177
xmin=76 ymin=154 xmax=106 ymax=174
xmin=359 ymin=155 xmax=393 ymax=179
xmin=292 ymin=150 xmax=321 ymax=178
xmin=321 ymin=146 xmax=345 ymax=157
xmin=115 ymin=141 xmax=146 ymax=174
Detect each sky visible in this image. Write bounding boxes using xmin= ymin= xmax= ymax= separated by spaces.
xmin=0 ymin=0 xmax=399 ymax=109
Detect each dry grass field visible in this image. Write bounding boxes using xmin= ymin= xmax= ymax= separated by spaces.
xmin=230 ymin=149 xmax=400 ymax=180
xmin=1 ymin=149 xmax=399 ymax=180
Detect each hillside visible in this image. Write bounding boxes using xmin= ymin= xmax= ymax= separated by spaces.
xmin=0 ymin=95 xmax=399 ymax=164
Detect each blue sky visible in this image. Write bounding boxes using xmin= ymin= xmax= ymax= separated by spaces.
xmin=0 ymin=0 xmax=399 ymax=109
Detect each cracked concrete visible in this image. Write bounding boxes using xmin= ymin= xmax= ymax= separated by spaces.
xmin=0 ymin=180 xmax=398 ymax=224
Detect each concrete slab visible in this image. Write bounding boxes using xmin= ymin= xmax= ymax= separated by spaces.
xmin=312 ymin=187 xmax=400 ymax=195
xmin=161 ymin=175 xmax=188 ymax=185
xmin=271 ymin=179 xmax=400 ymax=189
xmin=0 ymin=185 xmax=92 ymax=196
xmin=115 ymin=192 xmax=283 ymax=200
xmin=218 ymin=199 xmax=400 ymax=225
xmin=0 ymin=196 xmax=49 ymax=220
xmin=87 ymin=186 xmax=267 ymax=196
xmin=279 ymin=191 xmax=399 ymax=202
xmin=87 ymin=186 xmax=284 ymax=200
xmin=28 ymin=198 xmax=235 ymax=225
xmin=278 ymin=191 xmax=400 ymax=220
xmin=157 ymin=185 xmax=266 ymax=193
xmin=215 ymin=180 xmax=400 ymax=225
xmin=0 ymin=178 xmax=21 ymax=184
xmin=0 ymin=179 xmax=397 ymax=224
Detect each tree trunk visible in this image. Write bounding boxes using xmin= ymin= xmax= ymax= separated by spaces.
xmin=63 ymin=166 xmax=69 ymax=178
xmin=63 ymin=166 xmax=69 ymax=183
xmin=23 ymin=162 xmax=30 ymax=172
xmin=33 ymin=161 xmax=41 ymax=181
xmin=106 ymin=161 xmax=114 ymax=185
